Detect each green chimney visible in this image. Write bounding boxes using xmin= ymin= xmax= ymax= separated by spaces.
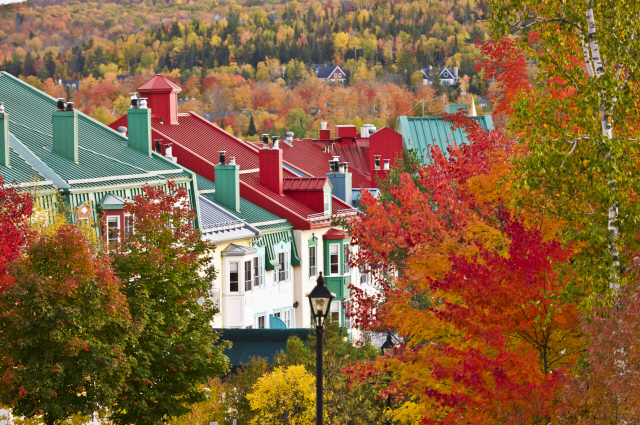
xmin=127 ymin=107 xmax=152 ymax=156
xmin=0 ymin=106 xmax=8 ymax=168
xmin=215 ymin=157 xmax=240 ymax=212
xmin=52 ymin=109 xmax=78 ymax=163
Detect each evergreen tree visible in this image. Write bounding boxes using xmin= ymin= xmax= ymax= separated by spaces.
xmin=247 ymin=114 xmax=256 ymax=136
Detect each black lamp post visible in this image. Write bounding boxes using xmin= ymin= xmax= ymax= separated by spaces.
xmin=381 ymin=333 xmax=394 ymax=425
xmin=306 ymin=271 xmax=336 ymax=425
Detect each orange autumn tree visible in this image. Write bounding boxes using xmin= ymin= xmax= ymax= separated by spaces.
xmin=346 ymin=116 xmax=582 ymax=424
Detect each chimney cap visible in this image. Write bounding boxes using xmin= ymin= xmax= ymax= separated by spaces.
xmin=65 ymin=102 xmax=74 ymax=111
xmin=0 ymin=102 xmax=5 ymax=113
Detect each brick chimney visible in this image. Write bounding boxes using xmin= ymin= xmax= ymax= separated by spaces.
xmin=137 ymin=74 xmax=182 ymax=125
xmin=259 ymin=134 xmax=283 ymax=195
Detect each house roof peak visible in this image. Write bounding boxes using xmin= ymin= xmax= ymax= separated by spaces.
xmin=137 ymin=74 xmax=182 ymax=93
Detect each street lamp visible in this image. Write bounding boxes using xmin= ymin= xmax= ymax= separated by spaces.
xmin=306 ymin=271 xmax=336 ymax=425
xmin=381 ymin=333 xmax=394 ymax=425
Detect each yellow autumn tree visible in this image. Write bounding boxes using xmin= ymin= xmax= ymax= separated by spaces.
xmin=247 ymin=365 xmax=315 ymax=425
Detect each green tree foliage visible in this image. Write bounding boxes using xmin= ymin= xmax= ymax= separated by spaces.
xmin=0 ymin=225 xmax=133 ymax=425
xmin=485 ymin=0 xmax=640 ymax=297
xmin=108 ymin=182 xmax=229 ymax=425
xmin=247 ymin=114 xmax=256 ymax=136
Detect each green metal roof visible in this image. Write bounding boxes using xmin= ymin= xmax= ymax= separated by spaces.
xmin=0 ymin=72 xmax=192 ymax=190
xmin=196 ymin=174 xmax=216 ymax=192
xmin=214 ymin=328 xmax=312 ymax=366
xmin=0 ymin=147 xmax=52 ymax=190
xmin=201 ymin=192 xmax=287 ymax=227
xmin=397 ymin=114 xmax=494 ymax=165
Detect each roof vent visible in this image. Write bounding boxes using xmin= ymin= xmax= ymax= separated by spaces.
xmin=138 ymin=98 xmax=148 ymax=109
xmin=118 ymin=126 xmax=128 ymax=136
xmin=160 ymin=117 xmax=164 ymax=125
xmin=229 ymin=156 xmax=236 ymax=165
xmin=56 ymin=98 xmax=65 ymax=111
xmin=0 ymin=102 xmax=4 ymax=113
xmin=285 ymin=131 xmax=294 ymax=146
xmin=374 ymin=155 xmax=381 ymax=171
xmin=271 ymin=135 xmax=279 ymax=150
xmin=262 ymin=134 xmax=270 ymax=149
xmin=329 ymin=159 xmax=339 ymax=173
xmin=129 ymin=93 xmax=138 ymax=108
xmin=340 ymin=162 xmax=349 ymax=173
xmin=219 ymin=151 xmax=226 ymax=165
xmin=154 ymin=139 xmax=163 ymax=152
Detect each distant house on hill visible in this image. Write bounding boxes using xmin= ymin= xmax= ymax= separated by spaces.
xmin=478 ymin=97 xmax=490 ymax=109
xmin=312 ymin=64 xmax=347 ymax=82
xmin=267 ymin=13 xmax=281 ymax=23
xmin=420 ymin=66 xmax=460 ymax=87
xmin=58 ymin=79 xmax=80 ymax=91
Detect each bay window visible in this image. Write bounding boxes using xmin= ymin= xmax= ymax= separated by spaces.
xmin=229 ymin=262 xmax=239 ymax=292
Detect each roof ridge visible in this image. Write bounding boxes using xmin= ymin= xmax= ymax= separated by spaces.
xmin=8 ymin=133 xmax=69 ymax=189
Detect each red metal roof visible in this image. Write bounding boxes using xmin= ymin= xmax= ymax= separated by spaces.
xmin=278 ymin=140 xmax=372 ymax=188
xmin=283 ymin=177 xmax=329 ymax=191
xmin=137 ymin=74 xmax=182 ymax=93
xmin=155 ymin=113 xmax=261 ymax=170
xmin=323 ymin=228 xmax=350 ymax=240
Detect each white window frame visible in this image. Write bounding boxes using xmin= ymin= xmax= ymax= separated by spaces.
xmin=278 ymin=251 xmax=290 ymax=282
xmin=343 ymin=244 xmax=350 ymax=274
xmin=257 ymin=314 xmax=266 ymax=329
xmin=330 ymin=301 xmax=341 ymax=325
xmin=253 ymin=255 xmax=264 ymax=287
xmin=244 ymin=260 xmax=252 ymax=291
xmin=309 ymin=245 xmax=317 ymax=277
xmin=324 ymin=193 xmax=331 ymax=215
xmin=329 ymin=244 xmax=340 ymax=275
xmin=283 ymin=309 xmax=292 ymax=328
xmin=106 ymin=215 xmax=120 ymax=249
xmin=229 ymin=262 xmax=239 ymax=293
xmin=124 ymin=214 xmax=134 ymax=235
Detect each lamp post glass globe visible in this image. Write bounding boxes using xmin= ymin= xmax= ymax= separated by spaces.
xmin=381 ymin=333 xmax=394 ymax=356
xmin=306 ymin=272 xmax=336 ymax=327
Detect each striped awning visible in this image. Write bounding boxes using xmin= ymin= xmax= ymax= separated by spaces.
xmin=254 ymin=229 xmax=302 ymax=270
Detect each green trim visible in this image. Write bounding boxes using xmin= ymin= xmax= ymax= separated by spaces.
xmin=254 ymin=229 xmax=302 ymax=271
xmin=0 ymin=112 xmax=9 ymax=167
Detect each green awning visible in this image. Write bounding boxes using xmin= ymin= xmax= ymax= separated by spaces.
xmin=255 ymin=229 xmax=302 ymax=270
xmin=214 ymin=328 xmax=312 ymax=366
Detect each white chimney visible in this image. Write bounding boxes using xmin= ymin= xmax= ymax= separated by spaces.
xmin=321 ymin=122 xmax=328 ymax=130
xmin=165 ymin=143 xmax=177 ymax=163
xmin=360 ymin=126 xmax=369 ymax=138
xmin=454 ymin=66 xmax=459 ymax=78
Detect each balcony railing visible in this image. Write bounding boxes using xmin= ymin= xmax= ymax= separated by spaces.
xmin=306 ymin=208 xmax=361 ymax=224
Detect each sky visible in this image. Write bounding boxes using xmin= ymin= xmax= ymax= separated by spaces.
xmin=0 ymin=0 xmax=24 ymax=4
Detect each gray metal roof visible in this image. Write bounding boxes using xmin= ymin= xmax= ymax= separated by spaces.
xmin=199 ymin=195 xmax=260 ymax=243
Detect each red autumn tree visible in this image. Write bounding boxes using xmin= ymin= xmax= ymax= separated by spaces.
xmin=0 ymin=225 xmax=133 ymax=425
xmin=346 ymin=115 xmax=581 ymax=423
xmin=0 ymin=176 xmax=34 ymax=290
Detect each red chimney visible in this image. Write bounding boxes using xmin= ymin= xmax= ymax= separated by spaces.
xmin=137 ymin=74 xmax=182 ymax=125
xmin=259 ymin=134 xmax=283 ymax=195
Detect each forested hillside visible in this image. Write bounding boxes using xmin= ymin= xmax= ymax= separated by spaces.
xmin=0 ymin=0 xmax=494 ymax=138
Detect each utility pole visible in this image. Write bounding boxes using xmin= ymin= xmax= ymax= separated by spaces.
xmin=422 ymin=98 xmax=425 ymax=117
xmin=442 ymin=93 xmax=446 ymax=113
